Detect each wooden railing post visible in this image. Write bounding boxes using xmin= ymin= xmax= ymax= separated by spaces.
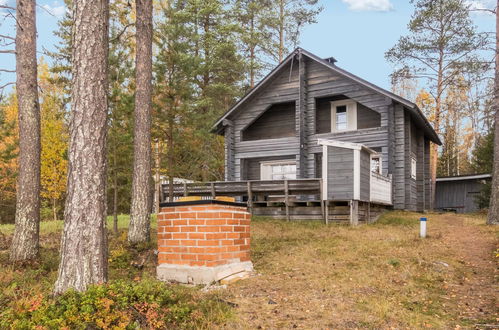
xmin=210 ymin=182 xmax=216 ymax=199
xmin=183 ymin=183 xmax=188 ymax=197
xmin=284 ymin=180 xmax=290 ymax=221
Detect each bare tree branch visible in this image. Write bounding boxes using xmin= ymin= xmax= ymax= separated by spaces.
xmin=0 ymin=5 xmax=15 ymax=11
xmin=0 ymin=34 xmax=15 ymax=41
xmin=36 ymin=4 xmax=55 ymax=17
xmin=111 ymin=23 xmax=134 ymax=42
xmin=0 ymin=69 xmax=15 ymax=73
xmin=0 ymin=82 xmax=15 ymax=89
xmin=0 ymin=50 xmax=15 ymax=54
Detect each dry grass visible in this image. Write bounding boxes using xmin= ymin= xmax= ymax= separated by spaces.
xmin=224 ymin=212 xmax=498 ymax=329
xmin=0 ymin=211 xmax=496 ymax=329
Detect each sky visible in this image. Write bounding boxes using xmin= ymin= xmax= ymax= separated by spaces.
xmin=0 ymin=0 xmax=497 ymax=95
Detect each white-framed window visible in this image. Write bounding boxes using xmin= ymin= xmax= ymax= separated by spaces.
xmin=371 ymin=155 xmax=382 ymax=174
xmin=260 ymin=160 xmax=297 ymax=180
xmin=411 ymin=157 xmax=417 ymax=179
xmin=330 ymin=100 xmax=357 ymax=132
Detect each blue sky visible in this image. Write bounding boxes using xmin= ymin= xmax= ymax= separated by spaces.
xmin=0 ymin=0 xmax=496 ymax=95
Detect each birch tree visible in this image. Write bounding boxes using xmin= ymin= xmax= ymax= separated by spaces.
xmin=10 ymin=0 xmax=41 ymax=262
xmin=128 ymin=0 xmax=153 ymax=244
xmin=54 ymin=0 xmax=110 ymax=294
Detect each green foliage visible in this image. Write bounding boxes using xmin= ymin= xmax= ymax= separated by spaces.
xmin=470 ymin=130 xmax=494 ymax=208
xmin=0 ymin=279 xmax=232 ymax=329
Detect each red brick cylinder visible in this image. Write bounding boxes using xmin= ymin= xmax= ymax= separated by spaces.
xmin=156 ymin=200 xmax=253 ymax=284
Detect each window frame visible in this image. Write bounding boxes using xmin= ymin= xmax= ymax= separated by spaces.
xmin=330 ymin=100 xmax=357 ymax=132
xmin=411 ymin=157 xmax=417 ymax=180
xmin=370 ymin=154 xmax=382 ymax=175
xmin=260 ymin=159 xmax=297 ymax=180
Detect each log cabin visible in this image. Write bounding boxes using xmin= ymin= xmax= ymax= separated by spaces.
xmin=166 ymin=48 xmax=441 ymax=224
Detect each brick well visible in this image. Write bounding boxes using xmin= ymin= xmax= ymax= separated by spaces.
xmin=156 ymin=200 xmax=253 ymax=284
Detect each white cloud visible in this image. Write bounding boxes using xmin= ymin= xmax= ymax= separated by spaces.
xmin=341 ymin=0 xmax=393 ymax=12
xmin=465 ymin=0 xmax=495 ymax=14
xmin=41 ymin=2 xmax=67 ymax=18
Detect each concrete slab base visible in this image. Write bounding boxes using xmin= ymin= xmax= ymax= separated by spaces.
xmin=157 ymin=261 xmax=254 ymax=285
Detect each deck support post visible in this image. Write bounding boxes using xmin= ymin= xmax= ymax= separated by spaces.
xmin=284 ymin=180 xmax=290 ymax=221
xmin=325 ymin=200 xmax=329 ymax=225
xmin=366 ymin=202 xmax=371 ymax=224
xmin=247 ymin=181 xmax=253 ymax=211
xmin=350 ymin=200 xmax=359 ymax=226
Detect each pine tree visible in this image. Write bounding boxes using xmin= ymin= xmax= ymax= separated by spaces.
xmin=54 ymin=0 xmax=110 ymax=294
xmin=386 ymin=0 xmax=488 ymax=208
xmin=10 ymin=0 xmax=41 ymax=262
xmin=267 ymin=0 xmax=322 ymax=62
xmin=129 ymin=0 xmax=154 ymax=244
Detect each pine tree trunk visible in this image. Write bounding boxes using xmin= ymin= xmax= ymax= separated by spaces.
xmin=128 ymin=0 xmax=153 ymax=244
xmin=487 ymin=4 xmax=499 ymax=225
xmin=10 ymin=0 xmax=41 ymax=262
xmin=54 ymin=0 xmax=109 ymax=294
xmin=278 ymin=0 xmax=284 ymax=63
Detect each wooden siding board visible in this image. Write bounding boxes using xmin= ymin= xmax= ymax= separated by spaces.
xmin=416 ymin=131 xmax=425 ymax=211
xmin=242 ymin=102 xmax=296 ymax=141
xmin=393 ymin=104 xmax=405 ymax=209
xmin=360 ymin=149 xmax=371 ymax=201
xmin=424 ymin=137 xmax=431 ymax=209
xmin=327 ymin=146 xmax=354 ymax=200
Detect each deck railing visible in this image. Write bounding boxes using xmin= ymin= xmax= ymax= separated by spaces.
xmin=370 ymin=172 xmax=392 ymax=205
xmin=161 ymin=178 xmax=323 ymax=202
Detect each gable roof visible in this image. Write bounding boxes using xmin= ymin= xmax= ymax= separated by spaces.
xmin=213 ymin=47 xmax=441 ymax=145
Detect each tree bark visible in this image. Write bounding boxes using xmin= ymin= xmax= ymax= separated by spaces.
xmin=54 ymin=0 xmax=109 ymax=294
xmin=128 ymin=0 xmax=153 ymax=244
xmin=487 ymin=3 xmax=499 ymax=225
xmin=10 ymin=0 xmax=41 ymax=262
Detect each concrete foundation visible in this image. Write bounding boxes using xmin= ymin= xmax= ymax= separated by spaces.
xmin=157 ymin=261 xmax=254 ymax=285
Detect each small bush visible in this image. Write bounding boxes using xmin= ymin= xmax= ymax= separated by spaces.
xmin=0 ymin=279 xmax=232 ymax=329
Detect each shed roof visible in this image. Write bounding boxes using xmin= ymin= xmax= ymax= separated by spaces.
xmin=212 ymin=47 xmax=441 ymax=145
xmin=436 ymin=174 xmax=492 ymax=182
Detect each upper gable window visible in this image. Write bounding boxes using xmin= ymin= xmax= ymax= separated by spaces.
xmin=331 ymin=100 xmax=357 ymax=132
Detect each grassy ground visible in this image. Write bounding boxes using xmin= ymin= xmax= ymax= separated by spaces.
xmin=0 ymin=211 xmax=497 ymax=329
xmin=224 ymin=212 xmax=498 ymax=329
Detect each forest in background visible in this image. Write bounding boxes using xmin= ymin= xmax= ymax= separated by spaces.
xmin=0 ymin=0 xmax=496 ymax=224
xmin=0 ymin=0 xmax=323 ymax=223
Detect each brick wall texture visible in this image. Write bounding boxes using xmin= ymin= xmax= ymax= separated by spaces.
xmin=157 ymin=204 xmax=251 ymax=267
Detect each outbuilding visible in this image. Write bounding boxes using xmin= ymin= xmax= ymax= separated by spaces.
xmin=435 ymin=174 xmax=491 ymax=213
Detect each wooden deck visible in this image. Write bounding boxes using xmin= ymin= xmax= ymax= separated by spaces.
xmin=161 ymin=179 xmax=387 ymax=224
